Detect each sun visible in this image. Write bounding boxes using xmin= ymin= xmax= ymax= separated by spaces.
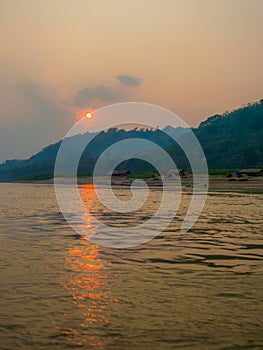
xmin=85 ymin=112 xmax=92 ymax=119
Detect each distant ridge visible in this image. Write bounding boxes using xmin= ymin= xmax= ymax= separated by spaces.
xmin=0 ymin=99 xmax=262 ymax=181
xmin=0 ymin=127 xmax=187 ymax=181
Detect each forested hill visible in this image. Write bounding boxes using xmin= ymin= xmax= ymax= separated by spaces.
xmin=0 ymin=99 xmax=262 ymax=181
xmin=194 ymin=99 xmax=263 ymax=168
xmin=0 ymin=127 xmax=187 ymax=180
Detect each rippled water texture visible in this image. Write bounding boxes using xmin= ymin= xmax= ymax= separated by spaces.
xmin=0 ymin=183 xmax=263 ymax=349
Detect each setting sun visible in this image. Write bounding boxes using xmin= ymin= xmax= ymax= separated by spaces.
xmin=85 ymin=112 xmax=92 ymax=119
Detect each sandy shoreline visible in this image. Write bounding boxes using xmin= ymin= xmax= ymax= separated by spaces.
xmin=4 ymin=175 xmax=263 ymax=194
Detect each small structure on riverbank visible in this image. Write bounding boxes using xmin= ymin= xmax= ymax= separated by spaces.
xmin=166 ymin=169 xmax=187 ymax=179
xmin=112 ymin=170 xmax=132 ymax=176
xmin=226 ymin=172 xmax=248 ymax=181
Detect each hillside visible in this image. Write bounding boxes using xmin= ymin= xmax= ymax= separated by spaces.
xmin=0 ymin=99 xmax=262 ymax=181
xmin=165 ymin=99 xmax=263 ymax=170
xmin=0 ymin=127 xmax=187 ymax=181
xmin=195 ymin=99 xmax=263 ymax=168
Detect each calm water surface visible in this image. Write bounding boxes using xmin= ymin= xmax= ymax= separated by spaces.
xmin=0 ymin=183 xmax=263 ymax=349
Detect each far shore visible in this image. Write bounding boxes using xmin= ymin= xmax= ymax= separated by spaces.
xmin=4 ymin=175 xmax=263 ymax=194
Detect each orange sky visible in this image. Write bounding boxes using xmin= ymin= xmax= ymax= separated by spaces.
xmin=0 ymin=0 xmax=263 ymax=161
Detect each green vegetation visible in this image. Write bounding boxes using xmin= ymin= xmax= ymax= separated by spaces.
xmin=195 ymin=100 xmax=263 ymax=169
xmin=18 ymin=173 xmax=54 ymax=181
xmin=168 ymin=99 xmax=263 ymax=169
xmin=208 ymin=169 xmax=239 ymax=176
xmin=77 ymin=173 xmax=92 ymax=178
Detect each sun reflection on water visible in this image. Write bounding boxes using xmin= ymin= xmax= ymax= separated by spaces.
xmin=61 ymin=185 xmax=118 ymax=348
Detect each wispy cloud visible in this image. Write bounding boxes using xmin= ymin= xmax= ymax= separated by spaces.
xmin=117 ymin=75 xmax=141 ymax=87
xmin=0 ymin=79 xmax=70 ymax=162
xmin=73 ymin=85 xmax=121 ymax=108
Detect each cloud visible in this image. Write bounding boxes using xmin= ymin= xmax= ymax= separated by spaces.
xmin=0 ymin=79 xmax=71 ymax=162
xmin=73 ymin=85 xmax=121 ymax=108
xmin=117 ymin=75 xmax=141 ymax=87
xmin=15 ymin=80 xmax=71 ymax=132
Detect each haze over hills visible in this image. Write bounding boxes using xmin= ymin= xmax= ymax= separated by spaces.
xmin=0 ymin=99 xmax=262 ymax=181
xmin=0 ymin=126 xmax=187 ymax=180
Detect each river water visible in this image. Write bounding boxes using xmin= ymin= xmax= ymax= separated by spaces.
xmin=0 ymin=183 xmax=263 ymax=349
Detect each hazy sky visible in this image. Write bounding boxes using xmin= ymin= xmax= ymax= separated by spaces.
xmin=0 ymin=0 xmax=263 ymax=162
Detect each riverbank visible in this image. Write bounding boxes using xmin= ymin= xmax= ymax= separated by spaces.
xmin=7 ymin=175 xmax=263 ymax=194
